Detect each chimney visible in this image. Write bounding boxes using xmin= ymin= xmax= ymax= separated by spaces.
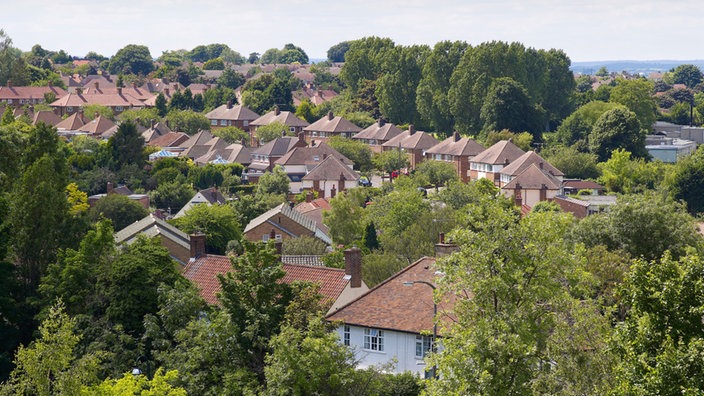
xmin=435 ymin=233 xmax=459 ymax=257
xmin=305 ymin=191 xmax=313 ymax=203
xmin=322 ymin=153 xmax=327 ymax=160
xmin=164 ymin=87 xmax=170 ymax=96
xmin=107 ymin=181 xmax=114 ymax=194
xmin=504 ymin=157 xmax=509 ymax=165
xmin=210 ymin=188 xmax=217 ymax=203
xmin=6 ymin=79 xmax=11 ymax=88
xmin=327 ymin=111 xmax=334 ymax=121
xmin=76 ymin=87 xmax=83 ymax=95
xmin=227 ymin=100 xmax=233 ymax=109
xmin=408 ymin=124 xmax=416 ymax=135
xmin=453 ymin=131 xmax=461 ymax=142
xmin=330 ymin=184 xmax=337 ymax=198
xmin=298 ymin=131 xmax=305 ymax=143
xmin=274 ymin=105 xmax=280 ymax=116
xmin=344 ymin=247 xmax=362 ymax=288
xmin=189 ymin=232 xmax=206 ymax=258
xmin=132 ymin=82 xmax=137 ymax=89
xmin=94 ymin=112 xmax=99 ymax=119
xmin=173 ymin=83 xmax=179 ymax=91
xmin=94 ymin=81 xmax=99 ymax=90
xmin=289 ymin=201 xmax=295 ymax=209
xmin=539 ymin=162 xmax=544 ymax=170
xmin=339 ymin=172 xmax=346 ymax=193
xmin=540 ymin=184 xmax=547 ymax=201
xmin=378 ymin=118 xmax=385 ymax=127
xmin=514 ymin=183 xmax=523 ymax=206
xmin=47 ymin=80 xmax=52 ymax=88
xmin=150 ymin=119 xmax=155 ymax=129
xmin=117 ymin=87 xmax=122 ymax=95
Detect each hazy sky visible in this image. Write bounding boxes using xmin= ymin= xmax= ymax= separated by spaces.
xmin=4 ymin=0 xmax=703 ymax=62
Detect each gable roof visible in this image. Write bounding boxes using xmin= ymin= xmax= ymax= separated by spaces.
xmin=303 ymin=112 xmax=362 ymax=133
xmin=425 ymin=131 xmax=485 ymax=157
xmin=302 ymin=155 xmax=359 ymax=182
xmin=471 ymin=140 xmax=526 ymax=165
xmin=274 ymin=142 xmax=353 ymax=167
xmin=500 ymin=151 xmax=563 ymax=178
xmin=244 ymin=203 xmax=331 ymax=244
xmin=252 ymin=136 xmax=306 ymax=157
xmin=114 ymin=214 xmax=190 ymax=252
xmin=76 ymin=115 xmax=116 ymax=135
xmin=182 ymin=254 xmax=232 ymax=305
xmin=381 ymin=126 xmax=440 ymax=150
xmin=194 ymin=143 xmax=252 ymax=165
xmin=0 ymin=85 xmax=67 ymax=101
xmin=205 ymin=103 xmax=260 ymax=121
xmin=251 ymin=108 xmax=309 ymax=128
xmin=51 ymin=91 xmax=145 ymax=108
xmin=502 ymin=163 xmax=562 ymax=190
xmin=32 ymin=110 xmax=62 ymax=127
xmin=147 ymin=132 xmax=190 ymax=148
xmin=55 ymin=112 xmax=85 ymax=130
xmin=326 ymin=257 xmax=452 ymax=335
xmin=352 ymin=119 xmax=404 ymax=141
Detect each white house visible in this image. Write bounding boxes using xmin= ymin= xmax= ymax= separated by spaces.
xmin=327 ymin=257 xmax=451 ymax=377
xmin=469 ymin=140 xmax=525 ymax=185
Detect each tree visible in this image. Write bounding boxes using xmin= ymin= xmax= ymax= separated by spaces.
xmin=83 ymin=368 xmax=186 ymax=395
xmin=241 ymin=72 xmax=294 ymax=114
xmin=609 ymin=78 xmax=657 ymax=132
xmin=326 ymin=136 xmax=373 ymax=172
xmin=668 ymin=145 xmax=704 ymax=214
xmin=279 ymin=43 xmax=309 ymax=64
xmin=247 ymin=52 xmax=260 ymax=64
xmin=414 ymin=160 xmax=458 ymax=191
xmin=256 ymin=165 xmax=290 ymax=195
xmin=255 ymin=121 xmax=288 ymax=144
xmin=596 ymin=149 xmax=666 ymax=193
xmin=217 ymin=68 xmax=245 ymax=90
xmin=589 ymin=107 xmax=646 ymax=161
xmin=202 ymin=57 xmax=224 ymax=70
xmin=170 ymin=203 xmax=240 ymax=255
xmin=150 ymin=180 xmax=194 ymax=213
xmin=281 ymin=236 xmax=328 ymax=255
xmin=165 ymin=110 xmax=210 ymax=135
xmin=212 ymin=126 xmax=248 ymax=144
xmin=259 ymin=48 xmax=282 ymax=64
xmin=375 ymin=45 xmax=429 ymax=125
xmin=362 ymin=221 xmax=379 ymax=251
xmin=555 ymin=101 xmax=620 ymax=148
xmin=81 ymin=104 xmax=114 ymax=121
xmin=0 ymin=108 xmax=13 ymax=126
xmin=482 ymin=130 xmax=533 ymax=151
xmin=1 ymin=301 xmax=101 ymax=395
xmin=480 ymin=77 xmax=540 ymax=137
xmin=671 ymin=64 xmax=704 ymax=89
xmin=327 ymin=41 xmax=351 ymax=62
xmin=108 ymin=44 xmax=154 ymax=75
xmin=541 ymin=145 xmax=601 ymax=179
xmin=295 ymin=99 xmax=316 ymax=123
xmin=324 ymin=188 xmax=369 ymax=246
xmin=155 ymin=92 xmax=168 ymax=117
xmin=107 ymin=120 xmax=146 ymax=170
xmin=202 ymin=86 xmax=236 ymax=111
xmin=416 ymin=41 xmax=468 ymax=135
xmin=373 ymin=149 xmax=408 ymax=182
xmin=88 ymin=194 xmax=148 ymax=231
xmin=340 ymin=36 xmax=395 ymax=92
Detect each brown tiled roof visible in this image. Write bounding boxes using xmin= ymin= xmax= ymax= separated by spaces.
xmin=205 ymin=104 xmax=260 ymax=121
xmin=148 ymin=132 xmax=190 ymax=148
xmin=425 ymin=132 xmax=485 ymax=157
xmin=500 ymin=151 xmax=563 ymax=177
xmin=562 ymin=180 xmax=605 ymax=190
xmin=0 ymin=85 xmax=67 ymax=101
xmin=180 ymin=130 xmax=215 ymax=148
xmin=55 ymin=113 xmax=85 ymax=130
xmin=251 ymin=109 xmax=309 ymax=128
xmin=275 ymin=142 xmax=353 ymax=167
xmin=294 ymin=198 xmax=332 ymax=234
xmin=252 ymin=136 xmax=306 ymax=157
xmin=303 ymin=112 xmax=362 ymax=134
xmin=471 ymin=140 xmax=526 ymax=165
xmin=77 ymin=116 xmax=116 ymax=135
xmin=194 ymin=143 xmax=252 ymax=165
xmin=502 ymin=163 xmax=562 ymax=190
xmin=302 ymin=155 xmax=359 ymax=182
xmin=282 ymin=264 xmax=349 ymax=304
xmin=32 ymin=111 xmax=62 ymax=127
xmin=327 ymin=257 xmax=453 ymax=336
xmin=381 ymin=127 xmax=440 ymax=150
xmin=82 ymin=84 xmax=153 ymax=101
xmin=142 ymin=122 xmax=173 ymax=143
xmin=51 ymin=92 xmax=145 ymax=108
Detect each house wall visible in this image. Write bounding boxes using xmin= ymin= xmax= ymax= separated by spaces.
xmin=159 ymin=237 xmax=190 ymax=266
xmin=210 ymin=119 xmax=252 ymax=132
xmin=335 ymin=325 xmax=432 ymax=376
xmin=553 ymin=197 xmax=588 ymax=219
xmin=244 ymin=218 xmax=314 ymax=242
xmin=503 ymin=188 xmax=559 ymax=208
xmin=301 ymin=179 xmax=357 ymax=198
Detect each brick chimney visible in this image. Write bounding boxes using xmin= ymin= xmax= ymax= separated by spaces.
xmin=76 ymin=87 xmax=83 ymax=95
xmin=408 ymin=124 xmax=416 ymax=135
xmin=514 ymin=183 xmax=523 ymax=206
xmin=117 ymin=87 xmax=122 ymax=95
xmin=453 ymin=131 xmax=461 ymax=142
xmin=6 ymin=79 xmax=11 ymax=88
xmin=164 ymin=87 xmax=170 ymax=96
xmin=107 ymin=181 xmax=114 ymax=194
xmin=94 ymin=81 xmax=99 ymax=90
xmin=330 ymin=184 xmax=337 ymax=198
xmin=435 ymin=232 xmax=459 ymax=257
xmin=274 ymin=105 xmax=280 ymax=116
xmin=339 ymin=172 xmax=346 ymax=193
xmin=132 ymin=82 xmax=138 ymax=89
xmin=378 ymin=118 xmax=385 ymax=127
xmin=327 ymin=111 xmax=334 ymax=121
xmin=344 ymin=247 xmax=362 ymax=288
xmin=227 ymin=100 xmax=233 ymax=109
xmin=305 ymin=191 xmax=313 ymax=203
xmin=298 ymin=131 xmax=305 ymax=143
xmin=540 ymin=184 xmax=547 ymax=201
xmin=189 ymin=232 xmax=206 ymax=258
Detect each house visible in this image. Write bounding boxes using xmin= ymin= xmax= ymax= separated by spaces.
xmin=645 ymin=135 xmax=696 ymax=163
xmin=352 ymin=118 xmax=403 ymax=153
xmin=501 ymin=163 xmax=563 ymax=208
xmin=424 ymin=132 xmax=485 ymax=182
xmin=76 ymin=115 xmax=116 ymax=137
xmin=114 ymin=214 xmax=201 ymax=266
xmin=246 ymin=134 xmax=307 ymax=183
xmin=142 ymin=122 xmax=173 ymax=143
xmin=55 ymin=112 xmax=86 ymax=133
xmin=498 ymin=151 xmax=563 ymax=187
xmin=303 ymin=111 xmax=362 ymax=144
xmin=174 ymin=188 xmax=228 ymax=219
xmin=0 ymin=81 xmax=67 ymax=107
xmin=294 ymin=195 xmax=331 ymax=235
xmin=301 ymin=156 xmax=360 ymax=198
xmin=293 ymin=85 xmax=339 ymax=106
xmin=146 ymin=132 xmax=190 ymax=151
xmin=274 ymin=142 xmax=354 ymax=193
xmin=32 ymin=110 xmax=62 ymax=127
xmin=326 ymin=256 xmax=452 ymax=376
xmin=553 ymin=194 xmax=617 ymax=218
xmin=562 ymin=180 xmax=605 ymax=196
xmin=204 ymin=101 xmax=260 ymax=132
xmin=243 ymin=202 xmax=332 ymax=245
xmin=82 ymin=81 xmax=154 ymax=102
xmin=194 ymin=143 xmax=252 ymax=167
xmin=469 ymin=140 xmax=526 ymax=184
xmin=88 ymin=182 xmax=150 ymax=209
xmin=250 ymin=106 xmax=310 ymax=138
xmin=183 ymin=245 xmax=368 ymax=310
xmin=381 ymin=125 xmax=440 ymax=169
xmin=50 ymin=87 xmax=146 ymax=116
xmin=179 ymin=130 xmax=222 ymax=160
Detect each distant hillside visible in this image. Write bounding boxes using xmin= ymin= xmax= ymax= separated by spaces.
xmin=571 ymin=60 xmax=704 ymax=75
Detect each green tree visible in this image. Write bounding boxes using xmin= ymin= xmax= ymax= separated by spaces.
xmin=1 ymin=301 xmax=101 ymax=395
xmin=150 ymin=180 xmax=194 ymax=213
xmin=482 ymin=130 xmax=533 ymax=151
xmin=202 ymin=86 xmax=236 ymax=112
xmin=324 ymin=188 xmax=369 ymax=246
xmin=202 ymin=57 xmax=225 ymax=70
xmin=326 ymin=136 xmax=373 ymax=172
xmin=212 ymin=126 xmax=248 ymax=144
xmin=108 ymin=44 xmax=154 ymax=75
xmin=256 ymin=165 xmax=290 ymax=195
xmin=480 ymin=77 xmax=540 ymax=137
xmin=555 ymin=101 xmax=620 ymax=147
xmin=376 ymin=45 xmax=429 ymax=125
xmin=416 ymin=41 xmax=468 ymax=135
xmin=170 ymin=203 xmax=240 ymax=255
xmin=295 ymin=99 xmax=316 ymax=123
xmin=589 ymin=107 xmax=646 ymax=161
xmin=107 ymin=120 xmax=146 ymax=170
xmin=340 ymin=36 xmax=395 ymax=92
xmin=281 ymin=235 xmax=328 ymax=255
xmin=373 ymin=149 xmax=408 ymax=182
xmin=671 ymin=64 xmax=704 ymax=89
xmin=668 ymin=145 xmax=704 ymax=214
xmin=327 ymin=41 xmax=350 ymax=63
xmin=1 ymin=108 xmax=13 ymax=126
xmin=414 ymin=160 xmax=458 ymax=191
xmin=542 ymin=145 xmax=601 ymax=179
xmin=217 ymin=68 xmax=245 ymax=90
xmin=165 ymin=110 xmax=210 ymax=135
xmin=596 ymin=149 xmax=666 ymax=193
xmin=362 ymin=221 xmax=379 ymax=251
xmin=155 ymin=92 xmax=168 ymax=117
xmin=83 ymin=368 xmax=186 ymax=395
xmin=88 ymin=194 xmax=148 ymax=231
xmin=255 ymin=121 xmax=288 ymax=144
xmin=609 ymin=78 xmax=657 ymax=132
xmin=242 ymin=73 xmax=294 ymax=114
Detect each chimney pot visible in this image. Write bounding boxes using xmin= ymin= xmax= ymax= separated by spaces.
xmin=306 ymin=191 xmax=313 ymax=203
xmin=132 ymin=82 xmax=137 ymax=89
xmin=94 ymin=81 xmax=99 ymax=90
xmin=274 ymin=105 xmax=280 ymax=116
xmin=227 ymin=100 xmax=233 ymax=109
xmin=6 ymin=79 xmax=11 ymax=88
xmin=344 ymin=247 xmax=362 ymax=288
xmin=378 ymin=118 xmax=385 ymax=127
xmin=117 ymin=87 xmax=122 ymax=95
xmin=327 ymin=111 xmax=333 ymax=120
xmin=453 ymin=131 xmax=461 ymax=142
xmin=408 ymin=124 xmax=416 ymax=135
xmin=190 ymin=232 xmax=207 ymax=258
xmin=164 ymin=87 xmax=170 ymax=96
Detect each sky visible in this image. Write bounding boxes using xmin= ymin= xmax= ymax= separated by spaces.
xmin=4 ymin=0 xmax=704 ymax=62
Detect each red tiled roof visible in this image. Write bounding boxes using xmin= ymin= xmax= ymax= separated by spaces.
xmin=303 ymin=112 xmax=362 ymax=134
xmin=251 ymin=109 xmax=309 ymax=128
xmin=282 ymin=264 xmax=348 ymax=304
xmin=33 ymin=110 xmax=62 ymax=127
xmin=51 ymin=92 xmax=145 ymax=108
xmin=500 ymin=151 xmax=563 ymax=177
xmin=205 ymin=104 xmax=260 ymax=121
xmin=77 ymin=115 xmax=116 ymax=135
xmin=381 ymin=127 xmax=440 ymax=150
xmin=148 ymin=132 xmax=190 ymax=148
xmin=503 ymin=163 xmax=562 ymax=190
xmin=327 ymin=257 xmax=453 ymax=336
xmin=55 ymin=113 xmax=85 ymax=130
xmin=471 ymin=140 xmax=526 ymax=165
xmin=563 ymin=180 xmax=604 ymax=190
xmin=0 ymin=85 xmax=67 ymax=100
xmin=353 ymin=120 xmax=404 ymax=141
xmin=425 ymin=131 xmax=485 ymax=157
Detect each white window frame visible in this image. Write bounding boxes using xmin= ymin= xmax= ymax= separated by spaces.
xmin=363 ymin=328 xmax=384 ymax=352
xmin=415 ymin=335 xmax=432 ymax=358
xmin=343 ymin=325 xmax=351 ymax=346
xmin=243 ymin=120 xmax=249 ymax=127
xmin=211 ymin=119 xmax=218 ymax=126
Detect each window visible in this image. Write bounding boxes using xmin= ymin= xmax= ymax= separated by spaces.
xmin=289 ymin=127 xmax=295 ymax=133
xmin=220 ymin=120 xmax=227 ymax=126
xmin=211 ymin=119 xmax=217 ymax=125
xmin=343 ymin=325 xmax=351 ymax=346
xmin=243 ymin=120 xmax=249 ymax=127
xmin=415 ymin=335 xmax=432 ymax=358
xmin=364 ymin=328 xmax=384 ymax=352
xmin=115 ymin=106 xmax=124 ymax=112
xmin=66 ymin=106 xmax=74 ymax=112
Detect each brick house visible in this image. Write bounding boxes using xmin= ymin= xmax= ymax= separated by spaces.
xmin=247 ymin=134 xmax=307 ymax=183
xmin=250 ymin=106 xmax=309 ymax=142
xmin=352 ymin=118 xmax=403 ymax=153
xmin=301 ymin=155 xmax=360 ymax=198
xmin=204 ymin=101 xmax=260 ymax=132
xmin=243 ymin=202 xmax=331 ymax=245
xmin=50 ymin=87 xmax=145 ymax=116
xmin=381 ymin=125 xmax=440 ymax=169
xmin=424 ymin=131 xmax=485 ymax=182
xmin=0 ymin=81 xmax=67 ymax=108
xmin=498 ymin=151 xmax=563 ymax=187
xmin=274 ymin=142 xmax=354 ymax=193
xmin=469 ymin=140 xmax=526 ymax=185
xmin=303 ymin=111 xmax=362 ymax=144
